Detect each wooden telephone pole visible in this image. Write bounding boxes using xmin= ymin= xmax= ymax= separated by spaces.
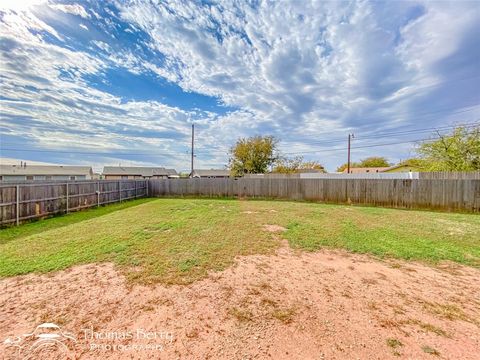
xmin=347 ymin=133 xmax=354 ymax=174
xmin=190 ymin=123 xmax=195 ymax=177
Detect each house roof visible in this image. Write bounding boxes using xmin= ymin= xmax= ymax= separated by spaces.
xmin=381 ymin=164 xmax=415 ymax=172
xmin=0 ymin=165 xmax=92 ymax=176
xmin=192 ymin=169 xmax=230 ymax=177
xmin=342 ymin=167 xmax=390 ymax=174
xmin=103 ymin=166 xmax=177 ymax=176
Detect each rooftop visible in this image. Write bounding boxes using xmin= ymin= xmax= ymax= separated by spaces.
xmin=192 ymin=169 xmax=230 ymax=177
xmin=0 ymin=164 xmax=92 ymax=176
xmin=343 ymin=167 xmax=391 ymax=174
xmin=103 ymin=166 xmax=177 ymax=177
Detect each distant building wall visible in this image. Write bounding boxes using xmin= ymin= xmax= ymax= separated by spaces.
xmin=382 ymin=165 xmax=420 ymax=173
xmin=1 ymin=174 xmax=88 ymax=181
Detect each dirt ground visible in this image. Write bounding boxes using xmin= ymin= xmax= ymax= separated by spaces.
xmin=1 ymin=241 xmax=479 ymax=359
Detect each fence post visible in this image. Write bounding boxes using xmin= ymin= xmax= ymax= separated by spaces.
xmin=66 ymin=183 xmax=69 ymax=213
xmin=97 ymin=181 xmax=100 ymax=207
xmin=119 ymin=181 xmax=122 ymax=202
xmin=134 ymin=180 xmax=137 ymax=198
xmin=16 ymin=184 xmax=20 ymax=226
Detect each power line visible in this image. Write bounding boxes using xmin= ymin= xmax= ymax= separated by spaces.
xmin=280 ymin=121 xmax=480 ymax=148
xmin=0 ymin=148 xmax=184 ymax=157
xmin=282 ymin=137 xmax=439 ymax=155
xmin=194 ymin=121 xmax=479 ymax=154
xmin=1 ymin=121 xmax=477 ymax=158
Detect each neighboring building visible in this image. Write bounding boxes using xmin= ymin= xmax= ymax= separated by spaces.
xmin=342 ymin=167 xmax=390 ymax=174
xmin=103 ymin=166 xmax=178 ymax=179
xmin=343 ymin=164 xmax=421 ymax=174
xmin=190 ymin=169 xmax=230 ymax=178
xmin=0 ymin=164 xmax=93 ymax=181
xmin=382 ymin=164 xmax=422 ymax=173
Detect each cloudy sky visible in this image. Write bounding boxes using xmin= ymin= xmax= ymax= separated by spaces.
xmin=1 ymin=0 xmax=479 ymax=172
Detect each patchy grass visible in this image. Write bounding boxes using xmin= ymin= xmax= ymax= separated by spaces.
xmin=386 ymin=338 xmax=403 ymax=356
xmin=422 ymin=345 xmax=440 ymax=356
xmin=271 ymin=307 xmax=296 ymax=324
xmin=419 ymin=301 xmax=479 ymax=326
xmin=1 ymin=198 xmax=479 ymax=285
xmin=407 ymin=319 xmax=450 ymax=337
xmin=0 ymin=198 xmax=155 ymax=244
xmin=0 ymin=199 xmax=279 ymax=284
xmin=229 ymin=307 xmax=254 ymax=322
xmin=386 ymin=338 xmax=403 ymax=349
xmin=271 ymin=203 xmax=480 ymax=266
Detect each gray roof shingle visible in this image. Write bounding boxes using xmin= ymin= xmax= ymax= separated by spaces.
xmin=103 ymin=166 xmax=177 ymax=176
xmin=0 ymin=165 xmax=92 ymax=176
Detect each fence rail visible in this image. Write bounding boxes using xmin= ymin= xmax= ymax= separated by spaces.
xmin=149 ymin=178 xmax=480 ymax=212
xmin=0 ymin=180 xmax=147 ymax=225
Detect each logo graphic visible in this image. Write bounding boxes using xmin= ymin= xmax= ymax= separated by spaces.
xmin=3 ymin=323 xmax=77 ymax=359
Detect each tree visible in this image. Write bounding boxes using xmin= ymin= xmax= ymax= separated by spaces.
xmin=398 ymin=158 xmax=428 ymax=170
xmin=416 ymin=126 xmax=480 ymax=171
xmin=228 ymin=135 xmax=279 ymax=176
xmin=336 ymin=162 xmax=359 ymax=172
xmin=273 ymin=156 xmax=325 ymax=174
xmin=335 ymin=156 xmax=390 ymax=172
xmin=358 ymin=156 xmax=391 ymax=168
xmin=272 ymin=156 xmax=303 ymax=174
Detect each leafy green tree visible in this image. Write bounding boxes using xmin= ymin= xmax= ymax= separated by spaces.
xmin=358 ymin=156 xmax=391 ymax=167
xmin=417 ymin=126 xmax=480 ymax=171
xmin=336 ymin=162 xmax=359 ymax=172
xmin=336 ymin=157 xmax=390 ymax=172
xmin=273 ymin=156 xmax=325 ymax=174
xmin=398 ymin=158 xmax=428 ymax=170
xmin=272 ymin=156 xmax=303 ymax=174
xmin=228 ymin=136 xmax=279 ymax=176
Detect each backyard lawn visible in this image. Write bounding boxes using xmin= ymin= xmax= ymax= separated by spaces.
xmin=1 ymin=198 xmax=479 ymax=284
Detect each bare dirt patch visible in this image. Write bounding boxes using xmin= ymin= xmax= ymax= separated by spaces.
xmin=1 ymin=246 xmax=479 ymax=359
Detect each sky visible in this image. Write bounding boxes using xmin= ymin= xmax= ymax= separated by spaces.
xmin=0 ymin=0 xmax=479 ymax=172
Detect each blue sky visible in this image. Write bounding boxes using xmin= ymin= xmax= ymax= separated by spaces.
xmin=0 ymin=0 xmax=479 ymax=172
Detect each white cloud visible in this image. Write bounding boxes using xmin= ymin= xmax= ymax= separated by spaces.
xmin=48 ymin=3 xmax=90 ymax=19
xmin=1 ymin=0 xmax=479 ymax=171
xmin=115 ymin=0 xmax=479 ymax=168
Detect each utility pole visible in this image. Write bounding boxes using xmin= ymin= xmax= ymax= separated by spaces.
xmin=190 ymin=123 xmax=195 ymax=177
xmin=347 ymin=133 xmax=354 ymax=174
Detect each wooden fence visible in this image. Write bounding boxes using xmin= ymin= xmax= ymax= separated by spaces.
xmin=0 ymin=180 xmax=147 ymax=225
xmin=148 ymin=178 xmax=480 ymax=212
xmin=418 ymin=171 xmax=480 ymax=180
xmin=1 ymin=177 xmax=478 ymax=225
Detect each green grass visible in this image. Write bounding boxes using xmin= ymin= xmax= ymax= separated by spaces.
xmin=0 ymin=198 xmax=155 ymax=244
xmin=1 ymin=198 xmax=479 ymax=284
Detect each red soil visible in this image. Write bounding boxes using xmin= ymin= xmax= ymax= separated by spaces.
xmin=1 ymin=243 xmax=479 ymax=359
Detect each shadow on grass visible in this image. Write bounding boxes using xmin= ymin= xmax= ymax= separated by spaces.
xmin=0 ymin=198 xmax=155 ymax=244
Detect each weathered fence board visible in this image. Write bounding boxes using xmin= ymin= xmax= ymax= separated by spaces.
xmin=418 ymin=171 xmax=480 ymax=180
xmin=148 ymin=178 xmax=480 ymax=212
xmin=2 ymin=176 xmax=478 ymax=225
xmin=0 ymin=180 xmax=147 ymax=225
